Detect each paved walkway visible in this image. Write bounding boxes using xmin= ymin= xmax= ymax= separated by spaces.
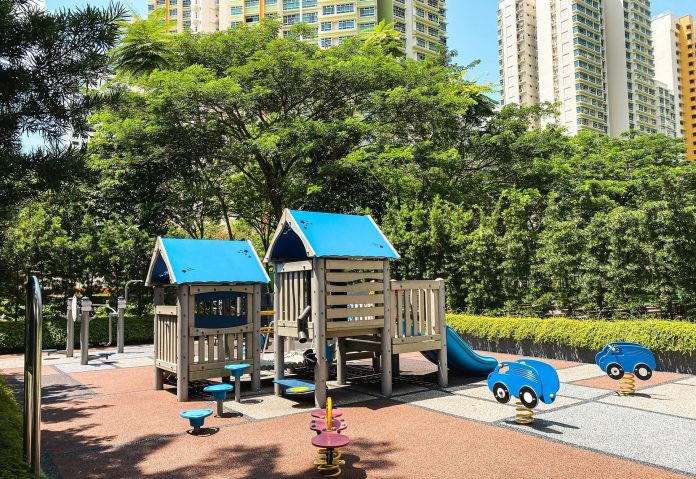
xmin=2 ymin=346 xmax=694 ymax=478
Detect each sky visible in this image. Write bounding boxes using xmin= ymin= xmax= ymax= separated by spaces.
xmin=43 ymin=0 xmax=696 ymax=95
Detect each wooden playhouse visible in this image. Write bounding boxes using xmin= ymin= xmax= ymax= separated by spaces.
xmin=146 ymin=237 xmax=270 ymax=401
xmin=265 ymin=209 xmax=448 ymax=407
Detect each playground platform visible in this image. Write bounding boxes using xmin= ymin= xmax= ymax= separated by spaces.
xmin=1 ymin=346 xmax=695 ymax=479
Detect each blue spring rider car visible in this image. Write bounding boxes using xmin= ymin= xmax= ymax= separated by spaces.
xmin=595 ymin=342 xmax=655 ymax=381
xmin=487 ymin=359 xmax=560 ymax=409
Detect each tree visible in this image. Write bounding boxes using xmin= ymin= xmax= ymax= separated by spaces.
xmin=111 ymin=9 xmax=173 ymax=78
xmin=90 ymin=22 xmax=496 ymax=249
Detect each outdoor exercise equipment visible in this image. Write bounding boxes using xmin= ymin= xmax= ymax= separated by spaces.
xmin=310 ymin=397 xmax=349 ymax=477
xmin=66 ymin=294 xmax=129 ymax=364
xmin=487 ymin=359 xmax=560 ymax=425
xmin=147 ymin=237 xmax=268 ymax=402
xmin=203 ymin=383 xmax=234 ymax=416
xmin=180 ymin=409 xmax=213 ymax=435
xmin=595 ymin=342 xmax=656 ymax=395
xmin=265 ymin=209 xmax=450 ymax=408
xmin=223 ymin=363 xmax=250 ymax=402
xmin=24 ymin=275 xmax=43 ymax=478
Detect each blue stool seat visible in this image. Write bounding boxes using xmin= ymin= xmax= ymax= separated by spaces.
xmin=224 ymin=363 xmax=251 ymax=377
xmin=204 ymin=383 xmax=234 ymax=416
xmin=180 ymin=408 xmax=213 ymax=433
xmin=224 ymin=363 xmax=251 ymax=403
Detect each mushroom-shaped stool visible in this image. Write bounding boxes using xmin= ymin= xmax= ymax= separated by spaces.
xmin=180 ymin=408 xmax=213 ymax=435
xmin=203 ymin=383 xmax=234 ymax=416
xmin=224 ymin=363 xmax=250 ymax=402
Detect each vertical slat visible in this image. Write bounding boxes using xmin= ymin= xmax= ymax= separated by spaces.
xmin=245 ymin=292 xmax=253 ymax=361
xmin=396 ymin=290 xmax=406 ymax=338
xmin=197 ymin=335 xmax=204 ymax=365
xmin=153 ymin=288 xmax=165 ymax=390
xmin=237 ymin=333 xmax=244 ymax=360
xmin=405 ymin=289 xmax=413 ymax=338
xmin=207 ymin=334 xmax=214 ymax=363
xmin=419 ymin=289 xmax=426 ymax=335
xmin=425 ymin=289 xmax=432 ymax=336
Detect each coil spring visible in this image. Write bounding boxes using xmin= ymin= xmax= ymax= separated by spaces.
xmin=515 ymin=401 xmax=534 ymax=425
xmin=619 ymin=372 xmax=636 ymax=395
xmin=314 ymin=448 xmax=344 ymax=476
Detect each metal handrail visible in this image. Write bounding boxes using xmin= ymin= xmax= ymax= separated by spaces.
xmin=23 ymin=275 xmax=42 ymax=477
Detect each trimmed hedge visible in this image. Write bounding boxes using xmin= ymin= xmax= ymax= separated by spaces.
xmin=0 ymin=375 xmax=30 ymax=479
xmin=0 ymin=315 xmax=153 ymax=354
xmin=447 ymin=314 xmax=696 ymax=355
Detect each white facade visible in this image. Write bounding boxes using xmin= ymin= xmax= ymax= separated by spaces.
xmin=652 ymin=12 xmax=684 ymax=137
xmin=499 ymin=0 xmax=658 ymax=137
xmin=498 ymin=0 xmax=539 ymax=108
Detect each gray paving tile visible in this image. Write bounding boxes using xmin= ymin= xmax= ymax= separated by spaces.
xmin=557 ymin=364 xmax=604 ymax=382
xmin=676 ymin=376 xmax=696 ymax=386
xmin=600 ymin=382 xmax=696 ymax=420
xmin=507 ymin=401 xmax=696 ymax=475
xmin=558 ymin=383 xmax=610 ymax=400
xmin=395 ymin=389 xmax=516 ymax=423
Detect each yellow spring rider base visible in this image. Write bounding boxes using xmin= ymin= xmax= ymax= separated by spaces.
xmin=515 ymin=401 xmax=535 ymax=425
xmin=619 ymin=372 xmax=636 ymax=395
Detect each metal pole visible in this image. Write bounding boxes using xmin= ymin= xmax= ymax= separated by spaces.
xmin=23 ymin=275 xmax=42 ymax=477
xmin=66 ymin=297 xmax=74 ymax=357
xmin=80 ymin=297 xmax=92 ymax=365
xmin=117 ymin=296 xmax=126 ymax=353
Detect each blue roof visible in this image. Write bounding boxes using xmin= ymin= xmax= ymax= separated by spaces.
xmin=264 ymin=209 xmax=399 ymax=262
xmin=146 ymin=238 xmax=270 ymax=285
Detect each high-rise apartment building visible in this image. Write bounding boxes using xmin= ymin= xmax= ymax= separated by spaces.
xmin=498 ymin=0 xmax=658 ymax=137
xmin=147 ymin=0 xmax=447 ymax=60
xmin=653 ymin=13 xmax=696 ymax=160
xmin=498 ymin=0 xmax=539 ymax=108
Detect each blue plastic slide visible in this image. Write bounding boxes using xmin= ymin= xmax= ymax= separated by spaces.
xmin=421 ymin=326 xmax=498 ymax=375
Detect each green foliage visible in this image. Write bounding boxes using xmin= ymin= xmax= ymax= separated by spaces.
xmin=0 ymin=375 xmax=30 ymax=478
xmin=448 ymin=314 xmax=696 ymax=355
xmin=111 ymin=9 xmax=173 ymax=78
xmin=0 ymin=315 xmax=153 ymax=354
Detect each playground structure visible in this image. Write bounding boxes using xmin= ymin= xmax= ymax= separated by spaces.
xmin=66 ymin=295 xmax=128 ymax=364
xmin=145 ymin=237 xmax=269 ymax=401
xmin=265 ymin=209 xmax=450 ymax=407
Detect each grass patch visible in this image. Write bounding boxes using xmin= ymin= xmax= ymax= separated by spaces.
xmin=0 ymin=375 xmax=30 ymax=478
xmin=447 ymin=314 xmax=696 ymax=355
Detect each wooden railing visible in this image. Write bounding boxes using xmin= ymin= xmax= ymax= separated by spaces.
xmin=389 ymin=279 xmax=445 ymax=354
xmin=155 ymin=305 xmax=177 ymax=371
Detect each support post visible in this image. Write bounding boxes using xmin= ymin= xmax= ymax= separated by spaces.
xmin=273 ymin=269 xmax=284 ymax=396
xmin=66 ymin=296 xmax=75 ymax=358
xmin=176 ymin=285 xmax=190 ymax=401
xmin=117 ymin=296 xmax=126 ymax=353
xmin=381 ymin=262 xmax=393 ymax=397
xmin=336 ymin=337 xmax=347 ymax=385
xmin=312 ymin=258 xmax=327 ymax=408
xmin=436 ymin=278 xmax=448 ymax=388
xmin=80 ymin=297 xmax=92 ymax=365
xmin=251 ymin=284 xmax=262 ymax=392
xmin=153 ymin=287 xmax=165 ymax=390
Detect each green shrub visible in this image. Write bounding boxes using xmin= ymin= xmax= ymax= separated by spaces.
xmin=0 ymin=315 xmax=153 ymax=354
xmin=447 ymin=314 xmax=696 ymax=355
xmin=0 ymin=375 xmax=30 ymax=478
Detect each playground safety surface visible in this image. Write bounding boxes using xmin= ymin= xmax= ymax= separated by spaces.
xmin=1 ymin=346 xmax=695 ymax=479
